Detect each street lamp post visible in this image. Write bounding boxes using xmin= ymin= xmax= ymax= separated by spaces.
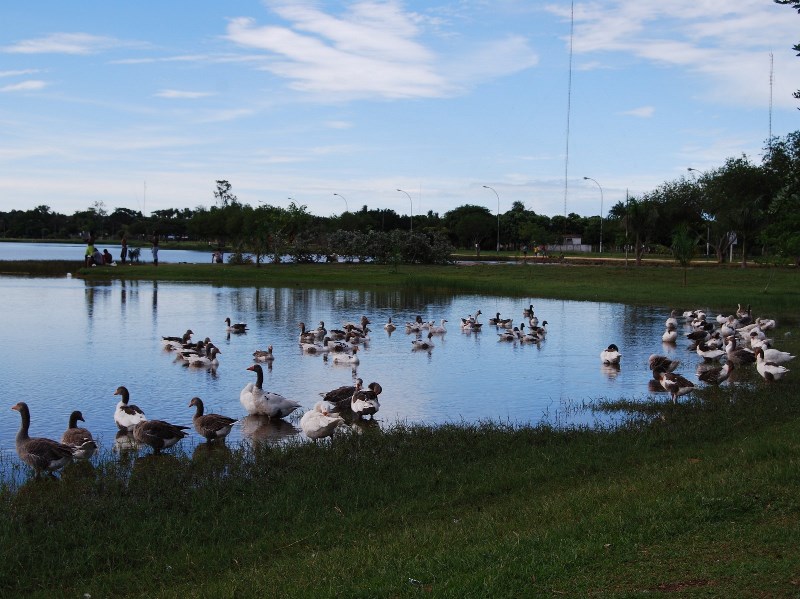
xmin=333 ymin=193 xmax=349 ymax=213
xmin=396 ymin=189 xmax=413 ymax=232
xmin=583 ymin=177 xmax=604 ymax=253
xmin=687 ymin=167 xmax=709 ymax=256
xmin=482 ymin=185 xmax=500 ymax=253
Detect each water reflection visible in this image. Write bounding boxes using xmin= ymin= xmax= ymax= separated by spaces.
xmin=241 ymin=415 xmax=300 ymax=446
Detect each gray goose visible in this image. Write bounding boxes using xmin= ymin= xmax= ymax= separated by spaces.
xmin=113 ymin=385 xmax=146 ymax=431
xmin=133 ymin=419 xmax=189 ymax=455
xmin=648 ymin=355 xmax=680 ymax=380
xmin=188 ymin=397 xmax=237 ymax=442
xmin=61 ymin=410 xmax=98 ymax=459
xmin=320 ymin=379 xmax=362 ymax=412
xmin=12 ymin=402 xmax=74 ymax=476
xmin=658 ymin=371 xmax=695 ymax=404
xmin=253 ymin=345 xmax=275 ymax=362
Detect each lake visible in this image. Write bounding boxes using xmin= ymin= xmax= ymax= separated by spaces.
xmin=0 ymin=275 xmax=747 ymax=480
xmin=0 ymin=241 xmax=217 ymax=264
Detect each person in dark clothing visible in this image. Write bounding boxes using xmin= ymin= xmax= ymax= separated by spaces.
xmin=151 ymin=235 xmax=159 ymax=266
xmin=120 ymin=235 xmax=128 ymax=264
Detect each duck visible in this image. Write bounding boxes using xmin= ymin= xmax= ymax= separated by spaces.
xmin=430 ymin=319 xmax=448 ymax=335
xmin=648 ymin=354 xmax=680 ymax=374
xmin=113 ymin=385 xmax=146 ymax=431
xmin=351 ymin=380 xmax=382 ymax=419
xmin=600 ymin=344 xmax=622 ymax=365
xmin=320 ymin=379 xmax=362 ymax=412
xmin=240 ymin=364 xmax=301 ymax=419
xmin=658 ymin=371 xmax=695 ymax=404
xmin=162 ymin=329 xmax=193 ymax=351
xmin=301 ymin=401 xmax=345 ymax=441
xmin=225 ymin=317 xmax=248 ymax=333
xmin=132 ymin=419 xmax=189 ymax=455
xmin=188 ymin=397 xmax=237 ymax=442
xmin=695 ymin=342 xmax=725 ymax=362
xmin=332 ymin=346 xmax=360 ymax=365
xmin=698 ymin=362 xmax=734 ymax=385
xmin=253 ymin=345 xmax=275 ymax=362
xmin=754 ymin=347 xmax=791 ymax=382
xmin=661 ymin=324 xmax=678 ymax=343
xmin=12 ymin=402 xmax=74 ymax=476
xmin=412 ymin=332 xmax=435 ymax=350
xmin=384 ymin=317 xmax=397 ymax=332
xmin=61 ymin=410 xmax=98 ymax=459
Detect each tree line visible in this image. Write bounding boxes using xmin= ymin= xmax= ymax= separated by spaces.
xmin=1 ymin=131 xmax=798 ymax=265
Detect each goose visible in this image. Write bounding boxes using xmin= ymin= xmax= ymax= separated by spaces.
xmin=384 ymin=317 xmax=397 ymax=332
xmin=724 ymin=336 xmax=755 ymax=366
xmin=695 ymin=342 xmax=725 ymax=362
xmin=665 ymin=310 xmax=679 ymax=329
xmin=225 ymin=317 xmax=248 ymax=333
xmin=343 ymin=315 xmax=370 ymax=334
xmin=405 ymin=315 xmax=424 ymax=333
xmin=757 ymin=342 xmax=795 ymax=365
xmin=253 ymin=345 xmax=275 ymax=362
xmin=113 ymin=385 xmax=146 ymax=431
xmin=133 ymin=419 xmax=189 ymax=455
xmin=188 ymin=397 xmax=237 ymax=442
xmin=489 ymin=312 xmax=511 ymax=326
xmin=528 ymin=320 xmax=548 ymax=337
xmin=301 ymin=401 xmax=345 ymax=441
xmin=187 ymin=346 xmax=221 ymax=367
xmin=600 ymin=344 xmax=622 ymax=365
xmin=332 ymin=346 xmax=359 ymax=365
xmin=460 ymin=310 xmax=483 ymax=331
xmin=698 ymin=362 xmax=734 ymax=385
xmin=302 ymin=337 xmax=331 ymax=353
xmin=241 ymin=364 xmax=301 ymax=418
xmin=648 ymin=354 xmax=680 ymax=374
xmin=754 ymin=347 xmax=791 ymax=382
xmin=658 ymin=372 xmax=695 ymax=404
xmin=661 ymin=324 xmax=678 ymax=343
xmin=162 ymin=329 xmax=193 ymax=351
xmin=298 ymin=322 xmax=318 ymax=344
xmin=685 ymin=329 xmax=710 ymax=343
xmin=523 ymin=304 xmax=535 ymax=318
xmin=11 ymin=402 xmax=74 ymax=476
xmin=61 ymin=410 xmax=98 ymax=460
xmin=412 ymin=332 xmax=435 ymax=350
xmin=314 ymin=321 xmax=328 ymax=339
xmin=520 ymin=325 xmax=542 ymax=344
xmin=319 ymin=379 xmax=362 ymax=412
xmin=351 ymin=380 xmax=382 ymax=419
xmin=756 ymin=317 xmax=777 ymax=331
xmin=498 ymin=327 xmax=520 ymax=342
xmin=429 ymin=319 xmax=448 ymax=335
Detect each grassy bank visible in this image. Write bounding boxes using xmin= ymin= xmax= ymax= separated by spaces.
xmin=74 ymin=260 xmax=799 ymax=316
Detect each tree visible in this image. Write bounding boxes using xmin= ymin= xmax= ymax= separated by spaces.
xmin=443 ymin=205 xmax=495 ymax=249
xmin=671 ymin=224 xmax=696 ymax=286
xmin=213 ymin=180 xmax=238 ymax=207
xmin=775 ymin=1 xmax=800 ymax=104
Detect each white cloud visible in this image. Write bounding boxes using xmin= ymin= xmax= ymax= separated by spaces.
xmin=621 ymin=106 xmax=655 ymax=118
xmin=1 ymin=33 xmax=128 ymax=55
xmin=0 ymin=69 xmax=41 ymax=77
xmin=154 ymin=89 xmax=215 ymax=99
xmin=0 ymin=80 xmax=47 ymax=92
xmin=325 ymin=120 xmax=353 ymax=129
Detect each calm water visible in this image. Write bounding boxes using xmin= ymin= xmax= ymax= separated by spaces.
xmin=0 ymin=241 xmax=215 ymax=264
xmin=0 ymin=275 xmax=729 ymax=476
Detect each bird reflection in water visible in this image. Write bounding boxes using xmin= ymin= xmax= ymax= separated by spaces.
xmin=647 ymin=379 xmax=667 ymax=394
xmin=600 ymin=363 xmax=621 ymax=379
xmin=240 ymin=414 xmax=300 ymax=446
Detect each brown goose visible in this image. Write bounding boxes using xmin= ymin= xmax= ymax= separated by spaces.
xmin=133 ymin=419 xmax=189 ymax=454
xmin=698 ymin=362 xmax=734 ymax=385
xmin=12 ymin=402 xmax=74 ymax=476
xmin=61 ymin=410 xmax=98 ymax=459
xmin=351 ymin=380 xmax=383 ymax=419
xmin=320 ymin=379 xmax=362 ymax=412
xmin=657 ymin=371 xmax=695 ymax=404
xmin=113 ymin=385 xmax=146 ymax=431
xmin=253 ymin=345 xmax=275 ymax=362
xmin=188 ymin=397 xmax=237 ymax=442
xmin=648 ymin=354 xmax=680 ymax=377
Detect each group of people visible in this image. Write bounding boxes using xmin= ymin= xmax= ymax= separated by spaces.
xmin=83 ymin=233 xmax=158 ymax=267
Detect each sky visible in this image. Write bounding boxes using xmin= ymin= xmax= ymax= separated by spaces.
xmin=1 ymin=0 xmax=798 ymax=220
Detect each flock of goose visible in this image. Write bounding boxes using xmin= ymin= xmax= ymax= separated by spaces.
xmin=601 ymin=303 xmax=794 ymax=403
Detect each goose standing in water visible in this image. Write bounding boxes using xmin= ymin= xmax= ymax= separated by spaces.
xmin=658 ymin=371 xmax=695 ymax=404
xmin=61 ymin=410 xmax=98 ymax=459
xmin=648 ymin=355 xmax=680 ymax=375
xmin=240 ymin=364 xmax=301 ymax=419
xmin=662 ymin=324 xmax=678 ymax=343
xmin=320 ymin=379 xmax=362 ymax=413
xmin=188 ymin=397 xmax=237 ymax=442
xmin=12 ymin=402 xmax=74 ymax=476
xmin=754 ymin=347 xmax=791 ymax=382
xmin=301 ymin=401 xmax=345 ymax=441
xmin=600 ymin=344 xmax=622 ymax=365
xmin=225 ymin=317 xmax=248 ymax=333
xmin=113 ymin=385 xmax=146 ymax=432
xmin=133 ymin=419 xmax=190 ymax=455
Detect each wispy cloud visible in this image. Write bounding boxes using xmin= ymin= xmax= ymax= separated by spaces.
xmin=154 ymin=89 xmax=215 ymax=99
xmin=1 ymin=32 xmax=132 ymax=55
xmin=0 ymin=69 xmax=41 ymax=78
xmin=0 ymin=80 xmax=48 ymax=92
xmin=225 ymin=1 xmax=537 ymax=99
xmin=621 ymin=106 xmax=654 ymax=118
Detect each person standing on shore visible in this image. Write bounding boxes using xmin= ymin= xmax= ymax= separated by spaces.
xmin=120 ymin=235 xmax=128 ymax=264
xmin=151 ymin=234 xmax=159 ymax=266
xmin=84 ymin=236 xmax=96 ymax=267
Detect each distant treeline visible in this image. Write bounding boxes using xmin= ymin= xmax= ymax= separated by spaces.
xmin=2 ymin=131 xmax=798 ymax=265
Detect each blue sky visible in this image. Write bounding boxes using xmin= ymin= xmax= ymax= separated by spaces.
xmin=1 ymin=0 xmax=798 ymax=220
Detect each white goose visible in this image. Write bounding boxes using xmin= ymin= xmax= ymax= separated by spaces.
xmin=240 ymin=364 xmax=301 ymax=418
xmin=695 ymin=342 xmax=725 ymax=362
xmin=430 ymin=319 xmax=448 ymax=335
xmin=113 ymin=385 xmax=146 ymax=431
xmin=600 ymin=344 xmax=622 ymax=365
xmin=301 ymin=401 xmax=345 ymax=441
xmin=661 ymin=324 xmax=678 ymax=343
xmin=333 ymin=346 xmax=360 ymax=365
xmin=754 ymin=347 xmax=791 ymax=382
xmin=757 ymin=342 xmax=795 ymax=365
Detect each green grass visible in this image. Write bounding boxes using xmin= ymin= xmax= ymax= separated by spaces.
xmin=1 ymin=261 xmax=799 ymax=596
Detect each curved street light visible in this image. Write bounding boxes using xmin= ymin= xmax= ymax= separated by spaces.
xmin=482 ymin=185 xmax=500 ymax=253
xmin=333 ymin=192 xmax=349 ymax=213
xmin=396 ymin=189 xmax=413 ymax=232
xmin=583 ymin=177 xmax=604 ymax=253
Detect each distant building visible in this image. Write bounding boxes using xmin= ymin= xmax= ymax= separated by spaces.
xmin=550 ymin=234 xmax=591 ymax=253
